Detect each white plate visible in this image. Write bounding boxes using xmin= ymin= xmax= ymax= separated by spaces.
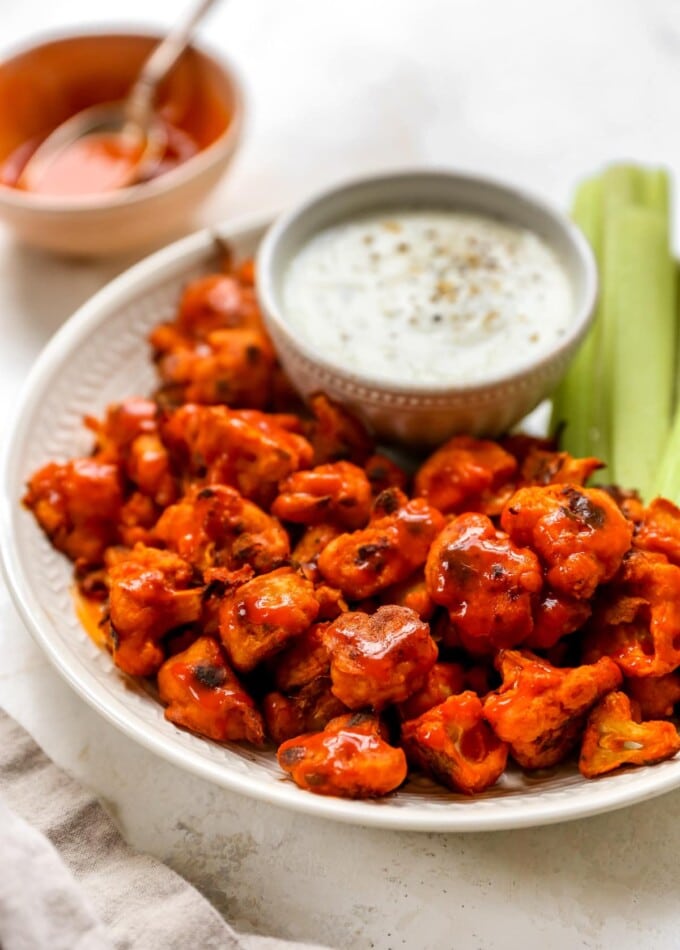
xmin=3 ymin=214 xmax=680 ymax=832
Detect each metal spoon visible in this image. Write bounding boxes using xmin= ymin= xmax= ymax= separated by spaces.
xmin=19 ymin=0 xmax=221 ymax=193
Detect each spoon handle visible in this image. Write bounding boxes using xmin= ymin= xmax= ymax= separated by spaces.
xmin=125 ymin=0 xmax=222 ymax=130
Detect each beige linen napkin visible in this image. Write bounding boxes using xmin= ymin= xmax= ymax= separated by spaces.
xmin=0 ymin=709 xmax=329 ymax=950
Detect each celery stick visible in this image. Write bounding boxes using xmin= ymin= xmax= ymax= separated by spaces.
xmin=551 ymin=176 xmax=603 ymax=457
xmin=556 ymin=166 xmax=646 ymax=473
xmin=608 ymin=206 xmax=675 ymax=497
xmin=592 ymin=166 xmax=651 ymax=475
xmin=654 ymin=409 xmax=680 ymax=502
xmin=572 ymin=175 xmax=605 ymax=254
xmin=641 ymin=168 xmax=670 ymax=216
xmin=554 ymin=164 xmax=674 ymax=498
xmin=652 ymin=260 xmax=680 ymax=502
xmin=602 ymin=164 xmax=644 ymax=210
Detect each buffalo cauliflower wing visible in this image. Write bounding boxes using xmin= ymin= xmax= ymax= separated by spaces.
xmin=634 ymin=497 xmax=680 ymax=566
xmin=582 ymin=549 xmax=680 ymax=677
xmin=218 ymin=567 xmax=319 ymax=672
xmin=402 ymin=692 xmax=508 ymax=794
xmin=306 ymin=394 xmax=373 ymax=466
xmin=153 ymin=483 xmax=289 ymax=575
xmin=150 ymin=272 xmax=276 ymax=409
xmin=414 ymin=434 xmax=517 ymax=516
xmin=263 ymin=676 xmax=347 ymax=745
xmin=626 ymin=673 xmax=680 ymax=720
xmin=482 ymin=649 xmax=622 ymax=769
xmin=500 ymin=484 xmax=633 ymax=599
xmin=24 ymin=456 xmax=123 ymax=567
xmin=277 ymin=712 xmax=407 ymax=798
xmin=272 ymin=460 xmax=372 ymax=530
xmin=157 ymin=635 xmax=264 ymax=744
xmin=318 ymin=488 xmax=445 ymax=600
xmin=579 ymin=691 xmax=680 ymax=778
xmin=525 ymin=589 xmax=592 ymax=650
xmin=397 ymin=662 xmax=466 ymax=720
xmin=107 ymin=544 xmax=203 ymax=676
xmin=425 ymin=512 xmax=542 ymax=652
xmin=160 ymin=403 xmax=313 ymax=507
xmin=322 ymin=605 xmax=437 ymax=710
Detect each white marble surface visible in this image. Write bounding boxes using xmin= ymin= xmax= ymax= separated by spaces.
xmin=2 ymin=1 xmax=680 ymax=947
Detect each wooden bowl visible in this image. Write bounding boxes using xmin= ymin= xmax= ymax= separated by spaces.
xmin=0 ymin=31 xmax=244 ymax=256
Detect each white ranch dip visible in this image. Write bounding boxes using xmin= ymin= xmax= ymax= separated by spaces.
xmin=281 ymin=210 xmax=573 ymax=384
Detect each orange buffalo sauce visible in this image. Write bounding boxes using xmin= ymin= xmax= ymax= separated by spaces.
xmin=22 ymin=134 xmax=143 ymax=196
xmin=1 ymin=119 xmax=199 ymax=197
xmin=73 ymin=587 xmax=107 ymax=647
xmin=171 ymin=662 xmax=227 ymax=713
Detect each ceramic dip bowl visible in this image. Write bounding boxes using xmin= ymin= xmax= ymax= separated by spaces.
xmin=256 ymin=170 xmax=597 ymax=448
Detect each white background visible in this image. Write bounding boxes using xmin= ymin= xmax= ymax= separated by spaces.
xmin=2 ymin=1 xmax=680 ymax=947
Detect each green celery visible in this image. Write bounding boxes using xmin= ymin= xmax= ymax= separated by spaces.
xmin=593 ymin=165 xmax=653 ymax=477
xmin=654 ymin=409 xmax=680 ymax=503
xmin=641 ymin=167 xmax=670 ymax=216
xmin=553 ymin=164 xmax=674 ymax=499
xmin=602 ymin=164 xmax=644 ymax=210
xmin=608 ymin=206 xmax=675 ymax=497
xmin=551 ymin=176 xmax=603 ymax=458
xmin=652 ymin=261 xmax=680 ymax=502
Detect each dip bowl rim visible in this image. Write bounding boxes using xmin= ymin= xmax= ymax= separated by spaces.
xmin=256 ymin=167 xmax=597 ymax=397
